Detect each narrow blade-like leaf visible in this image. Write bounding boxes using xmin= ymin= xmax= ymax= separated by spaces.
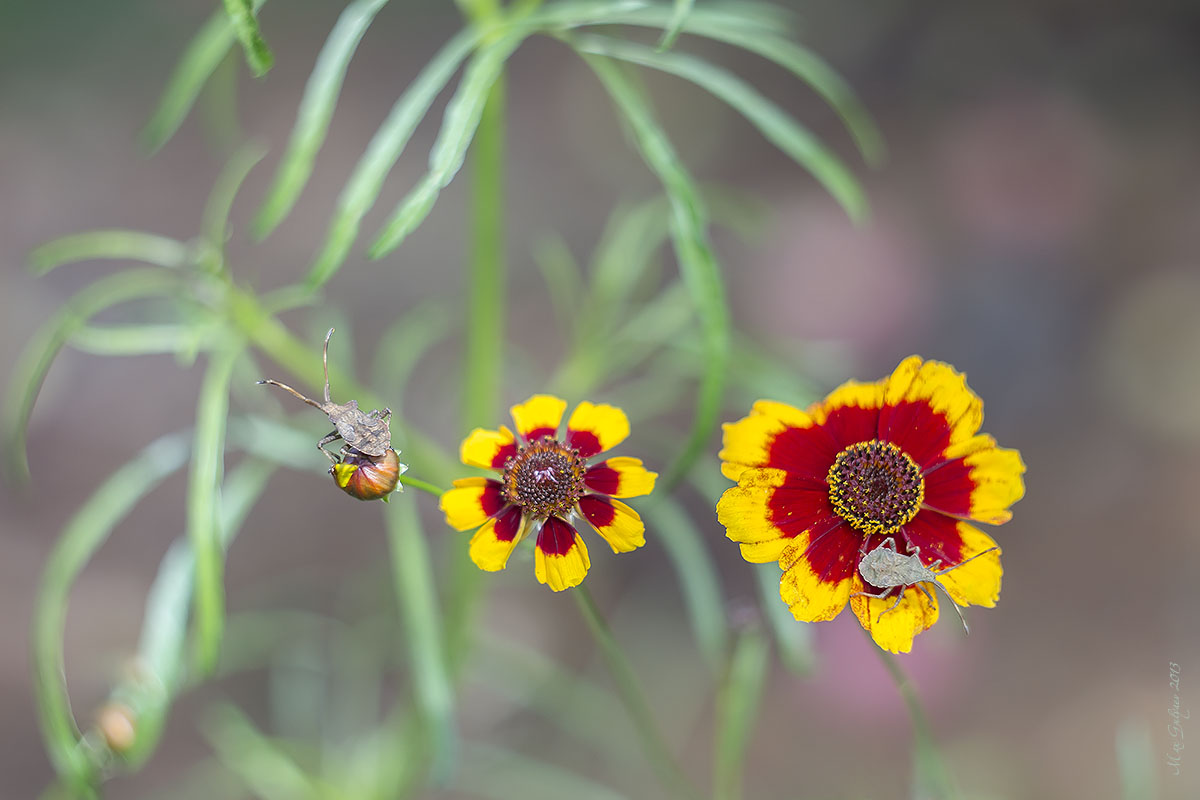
xmin=306 ymin=27 xmax=479 ymax=288
xmin=223 ymin=0 xmax=274 ymax=76
xmin=657 ymin=0 xmax=694 ymax=51
xmin=368 ymin=30 xmax=526 ymax=258
xmin=713 ymin=627 xmax=769 ymax=800
xmin=188 ymin=345 xmax=241 ymax=676
xmin=253 ymin=0 xmax=392 ymax=238
xmin=576 ymin=35 xmax=867 ymax=221
xmin=141 ymin=0 xmax=268 ymax=152
xmin=581 ymin=53 xmax=732 ymax=487
xmin=29 ymin=231 xmax=188 ymax=276
xmin=33 ymin=432 xmax=192 ymax=789
xmin=4 ymin=269 xmax=181 ymax=480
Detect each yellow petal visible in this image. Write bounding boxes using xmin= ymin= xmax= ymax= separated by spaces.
xmin=882 ymin=356 xmax=983 ymax=444
xmin=468 ymin=509 xmax=527 ymax=572
xmin=566 ymin=401 xmax=630 ymax=458
xmin=965 ymin=446 xmax=1026 ymax=525
xmin=534 ymin=518 xmax=591 ymax=591
xmin=719 ymin=399 xmax=817 ymax=481
xmin=933 ymin=522 xmax=1003 ymax=608
xmin=850 ymin=575 xmax=940 ymax=654
xmin=510 ymin=394 xmax=568 ymax=440
xmin=584 ymin=457 xmax=657 ymax=498
xmin=578 ymin=495 xmax=646 ymax=553
xmin=460 ymin=426 xmax=517 ymax=470
xmin=778 ymin=530 xmax=857 ymax=622
xmin=716 ymin=468 xmax=793 ymax=563
xmin=440 ymin=477 xmax=505 ymax=531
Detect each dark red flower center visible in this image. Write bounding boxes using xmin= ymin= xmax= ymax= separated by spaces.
xmin=502 ymin=436 xmax=586 ymax=518
xmin=826 ymin=440 xmax=924 ymax=536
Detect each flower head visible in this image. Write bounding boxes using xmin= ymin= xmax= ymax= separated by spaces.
xmin=717 ymin=356 xmax=1025 ymax=653
xmin=441 ymin=395 xmax=657 ymax=591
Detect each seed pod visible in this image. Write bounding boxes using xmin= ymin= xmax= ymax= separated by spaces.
xmin=330 ymin=448 xmax=404 ymax=502
xmin=96 ymin=702 xmax=137 ymax=755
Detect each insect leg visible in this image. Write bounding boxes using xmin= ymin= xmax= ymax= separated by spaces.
xmin=876 ymin=587 xmax=907 ymax=622
xmin=317 ymin=430 xmax=342 ymax=464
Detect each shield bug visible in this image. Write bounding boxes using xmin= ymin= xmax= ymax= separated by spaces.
xmin=850 ymin=536 xmax=999 ymax=634
xmin=258 ymin=328 xmax=403 ymax=501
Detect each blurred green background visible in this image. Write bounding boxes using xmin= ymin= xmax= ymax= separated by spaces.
xmin=3 ymin=1 xmax=1200 ymax=798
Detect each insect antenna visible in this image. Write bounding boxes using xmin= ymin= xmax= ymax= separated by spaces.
xmin=929 ymin=580 xmax=971 ymax=635
xmin=322 ymin=327 xmax=335 ymax=404
xmin=256 ymin=379 xmax=324 ymax=410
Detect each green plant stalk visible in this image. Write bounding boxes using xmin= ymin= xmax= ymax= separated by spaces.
xmin=574 ymin=586 xmax=702 ymax=800
xmin=713 ymin=627 xmax=769 ymax=800
xmin=875 ymin=645 xmax=959 ymax=799
xmin=384 ymin=497 xmax=456 ymax=784
xmin=447 ymin=50 xmax=507 ymax=673
xmin=188 ymin=345 xmax=241 ymax=676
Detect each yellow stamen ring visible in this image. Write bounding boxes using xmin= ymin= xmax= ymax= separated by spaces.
xmin=827 ymin=440 xmax=924 ymax=536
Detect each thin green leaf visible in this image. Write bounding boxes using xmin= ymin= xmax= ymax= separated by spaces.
xmin=69 ymin=323 xmax=211 ymax=356
xmin=253 ymin=0 xmax=392 ymax=238
xmin=223 ymin=0 xmax=274 ymax=77
xmin=657 ymin=0 xmax=693 ymax=51
xmin=384 ymin=497 xmax=456 ymax=783
xmin=585 ymin=198 xmax=671 ymax=334
xmin=597 ymin=5 xmax=882 ymax=164
xmin=369 ymin=31 xmax=526 ymax=258
xmin=203 ymin=144 xmax=268 ymax=263
xmin=188 ymin=345 xmax=241 ymax=677
xmin=203 ymin=705 xmax=323 ymax=800
xmin=29 ymin=231 xmax=188 ymax=276
xmin=580 ymin=53 xmax=731 ymax=488
xmin=457 ymin=742 xmax=627 ymax=800
xmin=126 ymin=458 xmax=276 ymax=768
xmin=644 ymin=497 xmax=729 ymax=673
xmin=753 ymin=563 xmax=815 ymax=676
xmin=713 ymin=627 xmax=769 ymax=800
xmin=33 ymin=433 xmax=192 ymax=790
xmin=141 ymin=0 xmax=268 ymax=152
xmin=3 ymin=269 xmax=181 ymax=480
xmin=576 ymin=35 xmax=867 ymax=221
xmin=305 ymin=27 xmax=479 ymax=288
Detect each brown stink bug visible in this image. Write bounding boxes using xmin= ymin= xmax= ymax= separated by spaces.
xmin=850 ymin=536 xmax=999 ymax=634
xmin=258 ymin=328 xmax=392 ymax=463
xmin=258 ymin=328 xmax=404 ymax=501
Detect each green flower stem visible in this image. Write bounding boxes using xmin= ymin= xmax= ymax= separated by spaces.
xmin=399 ymin=475 xmax=447 ymax=497
xmin=874 ymin=645 xmax=959 ymax=799
xmin=574 ymin=586 xmax=703 ymax=800
xmin=188 ymin=344 xmax=241 ymax=676
xmin=446 ymin=0 xmax=509 ymax=677
xmin=384 ymin=497 xmax=456 ymax=784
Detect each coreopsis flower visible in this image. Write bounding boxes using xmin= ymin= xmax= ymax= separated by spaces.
xmin=440 ymin=395 xmax=657 ymax=591
xmin=717 ymin=356 xmax=1025 ymax=653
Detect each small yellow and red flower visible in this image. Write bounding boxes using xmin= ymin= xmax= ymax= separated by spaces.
xmin=440 ymin=395 xmax=656 ymax=591
xmin=717 ymin=356 xmax=1025 ymax=653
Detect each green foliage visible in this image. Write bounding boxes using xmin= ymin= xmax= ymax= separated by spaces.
xmin=12 ymin=2 xmax=887 ymax=798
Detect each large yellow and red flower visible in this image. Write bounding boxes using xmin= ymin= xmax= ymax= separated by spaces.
xmin=717 ymin=356 xmax=1025 ymax=653
xmin=440 ymin=395 xmax=657 ymax=591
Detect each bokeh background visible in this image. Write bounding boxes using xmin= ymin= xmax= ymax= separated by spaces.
xmin=4 ymin=1 xmax=1200 ymax=798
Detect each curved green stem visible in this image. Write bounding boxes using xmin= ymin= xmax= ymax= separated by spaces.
xmin=574 ymin=586 xmax=703 ymax=800
xmin=874 ymin=645 xmax=959 ymax=799
xmin=401 ymin=475 xmax=447 ymax=497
